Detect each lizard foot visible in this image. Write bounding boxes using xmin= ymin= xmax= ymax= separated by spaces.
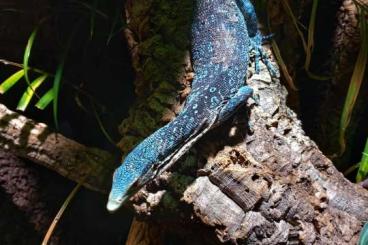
xmin=251 ymin=33 xmax=277 ymax=77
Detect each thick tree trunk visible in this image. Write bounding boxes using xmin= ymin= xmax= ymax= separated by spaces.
xmin=0 ymin=104 xmax=115 ymax=192
xmin=120 ymin=0 xmax=368 ymax=244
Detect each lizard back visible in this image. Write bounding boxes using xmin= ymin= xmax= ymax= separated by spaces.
xmin=107 ymin=0 xmax=258 ymax=212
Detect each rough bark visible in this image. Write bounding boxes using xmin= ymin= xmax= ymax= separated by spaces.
xmin=0 ymin=104 xmax=115 ymax=192
xmin=0 ymin=150 xmax=61 ymax=244
xmin=0 ymin=150 xmax=49 ymax=232
xmin=120 ymin=0 xmax=368 ymax=244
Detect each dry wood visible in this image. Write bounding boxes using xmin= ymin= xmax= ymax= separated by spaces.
xmin=0 ymin=103 xmax=115 ymax=192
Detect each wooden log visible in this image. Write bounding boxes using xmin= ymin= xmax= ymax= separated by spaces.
xmin=0 ymin=103 xmax=115 ymax=192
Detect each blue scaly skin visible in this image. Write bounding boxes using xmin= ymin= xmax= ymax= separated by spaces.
xmin=107 ymin=0 xmax=276 ymax=212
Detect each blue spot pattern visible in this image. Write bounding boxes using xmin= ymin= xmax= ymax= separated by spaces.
xmin=107 ymin=0 xmax=276 ymax=212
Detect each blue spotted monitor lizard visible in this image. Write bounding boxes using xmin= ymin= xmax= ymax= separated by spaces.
xmin=107 ymin=0 xmax=276 ymax=212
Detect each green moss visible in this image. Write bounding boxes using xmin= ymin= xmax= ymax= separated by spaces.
xmin=153 ymin=90 xmax=177 ymax=105
xmin=146 ymin=96 xmax=167 ymax=114
xmin=133 ymin=109 xmax=158 ymax=135
xmin=139 ymin=35 xmax=162 ymax=56
xmin=157 ymin=80 xmax=177 ymax=92
xmin=130 ymin=0 xmax=152 ymax=18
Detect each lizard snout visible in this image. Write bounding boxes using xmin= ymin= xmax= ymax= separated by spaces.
xmin=106 ymin=198 xmax=123 ymax=213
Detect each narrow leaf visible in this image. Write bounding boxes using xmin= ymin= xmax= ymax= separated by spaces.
xmin=23 ymin=28 xmax=38 ymax=88
xmin=281 ymin=0 xmax=329 ymax=80
xmin=16 ymin=74 xmax=48 ymax=111
xmin=53 ymin=22 xmax=80 ymax=129
xmin=271 ymin=40 xmax=298 ymax=91
xmin=35 ymin=89 xmax=54 ymax=110
xmin=0 ymin=69 xmax=25 ymax=94
xmin=338 ymin=8 xmax=368 ymax=154
xmin=53 ymin=62 xmax=64 ymax=130
xmin=304 ymin=0 xmax=318 ymax=72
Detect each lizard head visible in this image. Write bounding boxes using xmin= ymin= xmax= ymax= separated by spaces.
xmin=106 ymin=154 xmax=147 ymax=212
xmin=106 ymin=149 xmax=156 ymax=213
xmin=106 ymin=165 xmax=137 ymax=213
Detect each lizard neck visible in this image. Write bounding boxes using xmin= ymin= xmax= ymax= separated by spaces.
xmin=132 ymin=107 xmax=211 ymax=186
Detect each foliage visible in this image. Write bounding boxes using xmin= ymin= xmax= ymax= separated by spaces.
xmin=0 ymin=0 xmax=125 ymax=135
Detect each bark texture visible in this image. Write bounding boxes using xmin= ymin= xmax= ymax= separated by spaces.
xmin=0 ymin=150 xmax=50 ymax=232
xmin=0 ymin=104 xmax=115 ymax=192
xmin=120 ymin=0 xmax=368 ymax=244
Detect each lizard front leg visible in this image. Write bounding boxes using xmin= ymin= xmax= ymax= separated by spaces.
xmin=215 ymin=85 xmax=254 ymax=126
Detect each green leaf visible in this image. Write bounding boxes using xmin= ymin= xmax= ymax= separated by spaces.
xmin=53 ymin=61 xmax=64 ymax=130
xmin=52 ymin=22 xmax=80 ymax=129
xmin=339 ymin=7 xmax=368 ymax=155
xmin=357 ymin=138 xmax=368 ymax=182
xmin=16 ymin=74 xmax=48 ymax=111
xmin=23 ymin=28 xmax=38 ymax=88
xmin=0 ymin=69 xmax=25 ymax=94
xmin=35 ymin=89 xmax=54 ymax=110
xmin=304 ymin=0 xmax=318 ymax=71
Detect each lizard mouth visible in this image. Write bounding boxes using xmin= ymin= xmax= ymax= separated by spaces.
xmin=106 ymin=198 xmax=123 ymax=213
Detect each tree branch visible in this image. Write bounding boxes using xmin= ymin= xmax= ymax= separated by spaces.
xmin=0 ymin=104 xmax=115 ymax=192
